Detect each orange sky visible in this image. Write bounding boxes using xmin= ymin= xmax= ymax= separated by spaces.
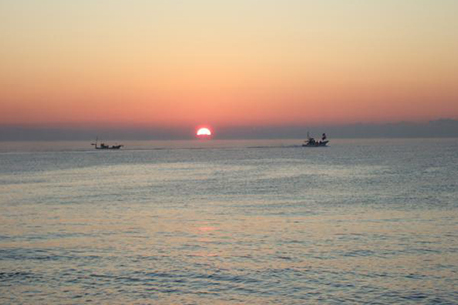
xmin=1 ymin=0 xmax=458 ymax=128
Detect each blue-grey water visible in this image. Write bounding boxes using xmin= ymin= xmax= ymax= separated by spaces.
xmin=1 ymin=139 xmax=457 ymax=304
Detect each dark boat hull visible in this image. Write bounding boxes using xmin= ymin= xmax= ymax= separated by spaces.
xmin=95 ymin=146 xmax=123 ymax=150
xmin=92 ymin=139 xmax=124 ymax=150
xmin=302 ymin=140 xmax=329 ymax=147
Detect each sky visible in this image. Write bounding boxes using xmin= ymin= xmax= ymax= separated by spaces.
xmin=1 ymin=0 xmax=458 ymax=131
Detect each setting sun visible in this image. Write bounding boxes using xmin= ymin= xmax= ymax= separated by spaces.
xmin=196 ymin=127 xmax=212 ymax=137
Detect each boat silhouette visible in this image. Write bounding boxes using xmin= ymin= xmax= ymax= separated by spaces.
xmin=303 ymin=132 xmax=329 ymax=147
xmin=91 ymin=137 xmax=124 ymax=150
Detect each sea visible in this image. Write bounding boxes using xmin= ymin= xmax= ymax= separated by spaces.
xmin=0 ymin=139 xmax=457 ymax=304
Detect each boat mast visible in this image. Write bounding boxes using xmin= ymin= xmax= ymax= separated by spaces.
xmin=91 ymin=136 xmax=99 ymax=149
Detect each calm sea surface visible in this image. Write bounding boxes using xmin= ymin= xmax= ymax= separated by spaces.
xmin=1 ymin=139 xmax=457 ymax=304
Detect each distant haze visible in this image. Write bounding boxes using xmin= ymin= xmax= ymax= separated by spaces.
xmin=1 ymin=119 xmax=458 ymax=141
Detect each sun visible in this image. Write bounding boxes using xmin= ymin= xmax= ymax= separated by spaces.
xmin=196 ymin=127 xmax=212 ymax=137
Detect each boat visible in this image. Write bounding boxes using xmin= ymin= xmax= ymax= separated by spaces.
xmin=302 ymin=132 xmax=329 ymax=147
xmin=91 ymin=137 xmax=124 ymax=150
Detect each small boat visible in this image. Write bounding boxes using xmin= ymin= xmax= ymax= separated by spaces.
xmin=303 ymin=132 xmax=329 ymax=147
xmin=91 ymin=137 xmax=124 ymax=150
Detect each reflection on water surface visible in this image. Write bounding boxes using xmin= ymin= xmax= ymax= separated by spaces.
xmin=1 ymin=139 xmax=457 ymax=304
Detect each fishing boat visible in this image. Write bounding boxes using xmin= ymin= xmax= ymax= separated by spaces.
xmin=91 ymin=137 xmax=124 ymax=150
xmin=303 ymin=132 xmax=329 ymax=147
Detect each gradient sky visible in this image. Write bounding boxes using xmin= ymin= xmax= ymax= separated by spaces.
xmin=1 ymin=0 xmax=458 ymax=128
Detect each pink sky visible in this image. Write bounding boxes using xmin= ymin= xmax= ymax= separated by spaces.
xmin=1 ymin=0 xmax=457 ymax=128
